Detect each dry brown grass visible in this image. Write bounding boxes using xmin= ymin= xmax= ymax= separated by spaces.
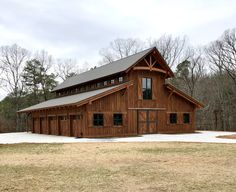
xmin=217 ymin=134 xmax=236 ymax=139
xmin=0 ymin=142 xmax=236 ymax=192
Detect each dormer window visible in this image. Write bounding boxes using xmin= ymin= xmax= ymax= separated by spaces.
xmin=142 ymin=77 xmax=152 ymax=100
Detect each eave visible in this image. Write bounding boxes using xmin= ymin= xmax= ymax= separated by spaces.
xmin=18 ymin=81 xmax=133 ymax=113
xmin=165 ymin=83 xmax=204 ymax=108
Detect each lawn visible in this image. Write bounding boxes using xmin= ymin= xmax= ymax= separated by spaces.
xmin=0 ymin=142 xmax=236 ymax=192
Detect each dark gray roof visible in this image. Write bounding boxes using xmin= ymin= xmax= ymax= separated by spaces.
xmin=53 ymin=47 xmax=154 ymax=91
xmin=19 ymin=84 xmax=121 ymax=112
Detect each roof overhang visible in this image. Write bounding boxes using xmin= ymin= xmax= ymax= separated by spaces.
xmin=125 ymin=47 xmax=175 ymax=78
xmin=18 ymin=81 xmax=133 ymax=113
xmin=165 ymin=83 xmax=204 ymax=108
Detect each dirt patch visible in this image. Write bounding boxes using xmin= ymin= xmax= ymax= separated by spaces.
xmin=217 ymin=134 xmax=236 ymax=139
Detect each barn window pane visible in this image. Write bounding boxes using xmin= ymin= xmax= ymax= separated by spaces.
xmin=183 ymin=113 xmax=190 ymax=123
xmin=142 ymin=78 xmax=152 ymax=100
xmin=118 ymin=77 xmax=123 ymax=83
xmin=93 ymin=114 xmax=104 ymax=126
xmin=113 ymin=114 xmax=123 ymax=126
xmin=170 ymin=113 xmax=177 ymax=124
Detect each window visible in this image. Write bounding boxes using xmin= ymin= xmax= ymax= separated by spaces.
xmin=183 ymin=113 xmax=190 ymax=124
xmin=113 ymin=114 xmax=123 ymax=126
xmin=118 ymin=77 xmax=123 ymax=83
xmin=169 ymin=113 xmax=177 ymax=124
xmin=93 ymin=114 xmax=104 ymax=126
xmin=96 ymin=82 xmax=101 ymax=87
xmin=111 ymin=79 xmax=115 ymax=84
xmin=142 ymin=78 xmax=152 ymax=100
xmin=104 ymin=81 xmax=108 ymax=86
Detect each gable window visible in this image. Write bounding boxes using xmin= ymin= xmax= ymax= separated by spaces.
xmin=170 ymin=113 xmax=177 ymax=124
xmin=183 ymin=113 xmax=190 ymax=124
xmin=93 ymin=114 xmax=104 ymax=126
xmin=113 ymin=114 xmax=123 ymax=126
xmin=142 ymin=78 xmax=152 ymax=100
xmin=118 ymin=77 xmax=123 ymax=83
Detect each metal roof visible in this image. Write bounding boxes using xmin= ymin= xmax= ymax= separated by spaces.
xmin=18 ymin=84 xmax=122 ymax=113
xmin=53 ymin=47 xmax=154 ymax=91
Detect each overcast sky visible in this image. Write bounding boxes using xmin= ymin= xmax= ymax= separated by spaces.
xmin=0 ymin=0 xmax=236 ymax=99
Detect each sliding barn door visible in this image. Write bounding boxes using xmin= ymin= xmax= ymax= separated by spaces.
xmin=137 ymin=110 xmax=158 ymax=134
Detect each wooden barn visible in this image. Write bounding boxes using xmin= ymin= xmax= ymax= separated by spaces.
xmin=19 ymin=47 xmax=203 ymax=137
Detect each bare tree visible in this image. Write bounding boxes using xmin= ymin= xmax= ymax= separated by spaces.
xmin=174 ymin=48 xmax=205 ymax=97
xmin=204 ymin=28 xmax=236 ymax=131
xmin=55 ymin=58 xmax=78 ymax=81
xmin=0 ymin=44 xmax=29 ymax=99
xmin=35 ymin=50 xmax=53 ymax=72
xmin=0 ymin=44 xmax=29 ymax=131
xmin=206 ymin=28 xmax=236 ymax=85
xmin=99 ymin=38 xmax=144 ymax=64
xmin=149 ymin=34 xmax=190 ymax=68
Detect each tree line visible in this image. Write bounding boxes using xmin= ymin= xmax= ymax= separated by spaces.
xmin=0 ymin=28 xmax=235 ymax=132
xmin=0 ymin=47 xmax=81 ymax=132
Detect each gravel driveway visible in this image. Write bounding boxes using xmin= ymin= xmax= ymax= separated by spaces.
xmin=0 ymin=131 xmax=236 ymax=144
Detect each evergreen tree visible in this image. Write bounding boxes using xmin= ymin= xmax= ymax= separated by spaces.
xmin=22 ymin=59 xmax=41 ymax=104
xmin=22 ymin=59 xmax=57 ymax=103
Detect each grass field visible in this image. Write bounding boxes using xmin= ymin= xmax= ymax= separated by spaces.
xmin=0 ymin=142 xmax=236 ymax=192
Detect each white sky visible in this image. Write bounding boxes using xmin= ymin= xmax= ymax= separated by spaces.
xmin=0 ymin=0 xmax=236 ymax=100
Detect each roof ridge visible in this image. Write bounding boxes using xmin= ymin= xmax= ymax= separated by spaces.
xmin=53 ymin=47 xmax=155 ymax=92
xmin=69 ymin=47 xmax=154 ymax=77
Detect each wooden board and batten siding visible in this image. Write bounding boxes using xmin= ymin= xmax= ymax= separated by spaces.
xmin=19 ymin=47 xmax=203 ymax=137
